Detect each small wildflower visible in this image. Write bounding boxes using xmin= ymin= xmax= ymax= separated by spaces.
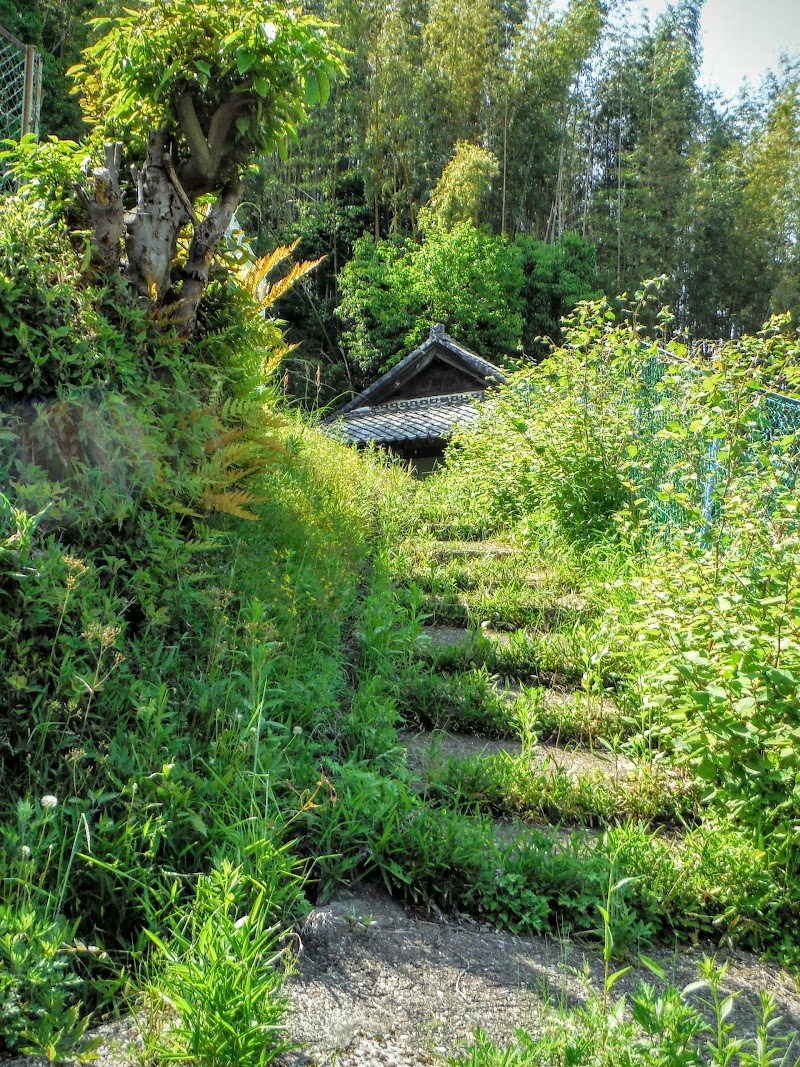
xmin=20 ymin=844 xmax=31 ymax=860
xmin=292 ymin=725 xmax=303 ymax=736
xmin=41 ymin=795 xmax=58 ymax=810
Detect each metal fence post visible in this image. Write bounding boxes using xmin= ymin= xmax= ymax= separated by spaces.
xmin=0 ymin=24 xmax=42 ymax=142
xmin=699 ymin=436 xmax=721 ymax=547
xmin=22 ymin=44 xmax=33 ymax=136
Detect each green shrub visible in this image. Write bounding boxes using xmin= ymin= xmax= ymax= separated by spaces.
xmin=432 ymin=294 xmax=652 ymax=539
xmin=337 ymin=222 xmax=524 ymax=378
xmin=515 ymin=231 xmax=599 ymax=356
xmin=450 ymin=956 xmax=799 ymax=1067
xmin=0 ymin=906 xmax=96 ymax=1061
xmin=612 ymin=321 xmax=800 ymax=864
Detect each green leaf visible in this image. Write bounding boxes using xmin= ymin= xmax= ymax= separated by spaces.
xmin=605 ymin=966 xmax=632 ymax=992
xmin=639 ymin=954 xmax=666 ymax=982
xmin=143 ymin=928 xmax=171 ymax=954
xmin=187 ymin=813 xmax=209 ymax=835
xmin=253 ymin=75 xmax=269 ymax=98
xmin=236 ymin=48 xmax=258 ymax=75
xmin=304 ymin=72 xmax=320 ymax=104
xmin=697 ymin=756 xmax=718 ymax=782
xmin=317 ymin=68 xmax=331 ymax=105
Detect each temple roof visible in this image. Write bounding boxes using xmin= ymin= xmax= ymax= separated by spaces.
xmin=328 ymin=391 xmax=490 ymax=446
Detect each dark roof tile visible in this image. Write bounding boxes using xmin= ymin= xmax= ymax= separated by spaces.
xmin=327 ymin=391 xmax=487 ymax=445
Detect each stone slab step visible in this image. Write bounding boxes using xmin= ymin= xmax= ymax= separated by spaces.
xmin=400 ymin=730 xmax=633 ymax=783
xmin=410 ymin=540 xmax=517 ymax=562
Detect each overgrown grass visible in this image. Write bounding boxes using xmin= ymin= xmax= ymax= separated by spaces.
xmin=450 ymin=955 xmax=800 ymax=1066
xmin=423 ymin=750 xmax=696 ymax=828
xmin=5 ymin=235 xmax=800 ymax=1066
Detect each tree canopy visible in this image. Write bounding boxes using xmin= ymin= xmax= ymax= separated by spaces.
xmin=63 ymin=0 xmax=345 ymax=331
xmin=5 ymin=0 xmax=800 ymax=399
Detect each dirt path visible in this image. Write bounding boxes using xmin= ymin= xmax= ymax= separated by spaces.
xmin=278 ymin=884 xmax=800 ymax=1067
xmin=4 ymin=883 xmax=797 ymax=1067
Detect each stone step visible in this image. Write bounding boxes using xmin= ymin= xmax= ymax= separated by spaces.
xmin=417 ymin=625 xmax=595 ymax=687
xmin=407 ymin=539 xmax=518 ymax=563
xmin=279 ymin=887 xmax=800 ymax=1066
xmin=400 ymin=730 xmax=634 ymax=784
xmin=420 ymin=594 xmax=589 ymax=630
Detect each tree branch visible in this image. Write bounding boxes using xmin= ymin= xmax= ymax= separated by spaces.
xmin=176 ymin=181 xmax=243 ymax=335
xmin=207 ymin=93 xmax=256 ymax=163
xmin=177 ymin=91 xmax=256 ymax=196
xmin=163 ymin=150 xmax=199 ymax=224
xmin=174 ymin=90 xmax=214 ymax=181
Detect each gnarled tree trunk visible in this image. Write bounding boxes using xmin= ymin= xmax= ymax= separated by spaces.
xmin=125 ymin=131 xmax=191 ymax=303
xmin=77 ymin=126 xmax=242 ymax=335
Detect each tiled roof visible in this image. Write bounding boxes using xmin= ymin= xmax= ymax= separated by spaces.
xmin=334 ymin=325 xmax=507 ymax=415
xmin=327 ymin=391 xmax=488 ymax=446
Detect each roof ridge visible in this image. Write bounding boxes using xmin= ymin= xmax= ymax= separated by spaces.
xmin=325 ymin=324 xmax=507 ymax=420
xmin=343 ymin=390 xmax=488 ymax=415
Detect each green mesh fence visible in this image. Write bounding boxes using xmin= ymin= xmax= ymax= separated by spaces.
xmin=0 ymin=25 xmax=42 ymax=186
xmin=630 ymin=348 xmax=800 ymax=534
xmin=0 ymin=29 xmax=26 ymax=141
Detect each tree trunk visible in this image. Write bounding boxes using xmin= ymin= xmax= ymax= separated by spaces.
xmin=178 ymin=181 xmax=242 ymax=335
xmin=125 ymin=131 xmax=190 ymax=302
xmin=79 ymin=133 xmax=241 ymax=337
xmin=75 ymin=142 xmax=125 ymax=273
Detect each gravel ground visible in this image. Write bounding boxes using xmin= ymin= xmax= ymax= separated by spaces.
xmin=3 ymin=884 xmax=798 ymax=1067
xmin=277 ymin=885 xmax=800 ymax=1067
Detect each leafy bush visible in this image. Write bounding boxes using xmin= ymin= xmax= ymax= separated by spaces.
xmin=515 ymin=231 xmax=599 ymax=355
xmin=612 ymin=321 xmax=800 ymax=868
xmin=0 ymin=167 xmax=394 ymax=1050
xmin=337 ymin=222 xmax=524 ymax=378
xmin=143 ymin=863 xmax=295 ymax=1067
xmin=450 ymin=956 xmax=800 ymax=1066
xmin=0 ymin=907 xmax=96 ymax=1062
xmin=436 ymin=295 xmax=648 ymax=538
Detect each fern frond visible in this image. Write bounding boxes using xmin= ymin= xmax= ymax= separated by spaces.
xmin=200 ymin=490 xmax=265 ymax=521
xmin=205 ymin=427 xmax=250 ymax=452
xmin=198 ymin=466 xmax=261 ymax=490
xmin=206 ymin=441 xmax=265 ymax=467
xmin=249 ymin=437 xmax=290 ymax=455
xmin=242 ymin=239 xmax=301 ymax=294
xmin=163 ymin=502 xmax=203 ymax=518
xmin=238 ymin=242 xmax=324 ymax=313
xmin=259 ymin=256 xmax=325 ymax=310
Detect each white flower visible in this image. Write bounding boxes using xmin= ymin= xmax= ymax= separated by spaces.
xmin=292 ymin=726 xmax=303 ymax=736
xmin=20 ymin=845 xmax=31 ymax=860
xmin=40 ymin=795 xmax=58 ymax=810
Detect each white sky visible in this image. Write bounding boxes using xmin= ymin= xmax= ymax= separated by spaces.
xmin=615 ymin=0 xmax=800 ymax=100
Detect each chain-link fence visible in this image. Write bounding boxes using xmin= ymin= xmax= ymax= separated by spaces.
xmin=631 ymin=348 xmax=800 ymax=532
xmin=0 ymin=24 xmax=42 ymax=142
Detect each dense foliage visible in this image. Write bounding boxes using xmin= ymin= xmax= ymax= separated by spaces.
xmin=242 ymin=0 xmax=800 ymax=399
xmin=337 ymin=223 xmax=527 ymax=375
xmin=3 ymin=2 xmax=800 ymax=1064
xmin=5 ymin=0 xmax=799 ymax=402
